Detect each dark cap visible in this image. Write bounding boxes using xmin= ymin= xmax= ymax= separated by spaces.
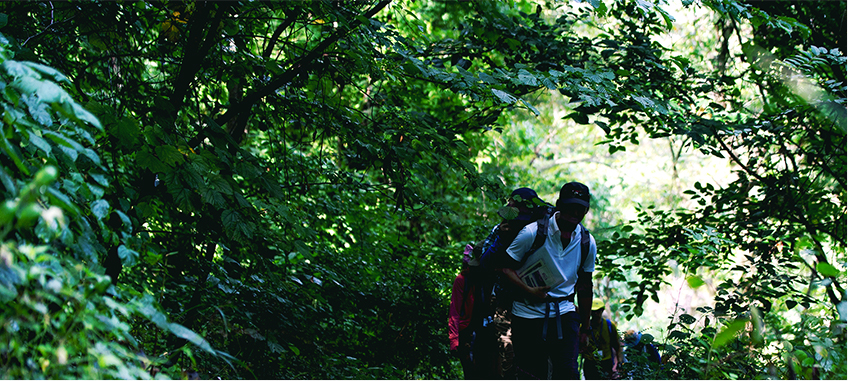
xmin=509 ymin=187 xmax=543 ymax=209
xmin=557 ymin=182 xmax=590 ymax=208
xmin=499 ymin=187 xmax=545 ymax=221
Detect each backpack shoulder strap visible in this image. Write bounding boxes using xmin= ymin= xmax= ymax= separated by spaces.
xmin=576 ymin=224 xmax=591 ymax=272
xmin=519 ymin=211 xmax=551 ymax=266
xmin=600 ymin=318 xmax=611 ymax=345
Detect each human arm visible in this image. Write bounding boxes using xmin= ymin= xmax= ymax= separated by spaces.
xmin=578 ymin=233 xmax=598 ymax=351
xmin=501 ymin=224 xmax=550 ymax=302
xmin=501 ymin=265 xmax=550 ymax=302
xmin=576 ymin=273 xmax=593 ymax=351
xmin=611 ymin=321 xmax=624 ymax=373
xmin=448 ymin=274 xmax=467 ymax=353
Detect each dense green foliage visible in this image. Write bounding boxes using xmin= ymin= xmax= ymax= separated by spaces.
xmin=0 ymin=35 xmax=226 ymax=379
xmin=0 ymin=0 xmax=843 ymax=379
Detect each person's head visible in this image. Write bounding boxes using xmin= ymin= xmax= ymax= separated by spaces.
xmin=623 ymin=329 xmax=642 ymax=347
xmin=462 ymin=240 xmax=485 ymax=268
xmin=461 ymin=243 xmax=474 ymax=267
xmin=499 ymin=187 xmax=544 ymax=221
xmin=555 ymin=182 xmax=590 ymax=231
xmin=591 ymin=298 xmax=605 ymax=319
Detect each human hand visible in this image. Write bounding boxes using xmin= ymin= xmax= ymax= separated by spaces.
xmin=527 ymin=286 xmax=551 ymax=302
xmin=578 ymin=332 xmax=590 ymax=353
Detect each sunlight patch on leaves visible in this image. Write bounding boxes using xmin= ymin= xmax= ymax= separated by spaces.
xmin=492 ymin=89 xmax=517 ymax=104
xmin=712 ymin=319 xmax=748 ymax=348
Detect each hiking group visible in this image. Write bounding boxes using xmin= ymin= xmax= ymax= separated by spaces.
xmin=448 ymin=182 xmax=661 ymax=380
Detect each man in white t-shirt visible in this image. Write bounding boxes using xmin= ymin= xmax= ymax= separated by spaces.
xmin=501 ymin=182 xmax=597 ymax=379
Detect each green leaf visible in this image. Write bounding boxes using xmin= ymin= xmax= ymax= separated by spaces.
xmin=89 ymin=173 xmax=109 ymax=187
xmin=171 ymin=186 xmax=195 ymax=211
xmin=155 ymin=145 xmax=185 ymax=167
xmin=594 ymin=120 xmax=610 ymax=134
xmin=81 ymin=147 xmax=101 ymax=166
xmin=25 ymin=96 xmax=53 ymax=125
xmin=70 ymin=102 xmax=102 ymax=129
xmin=478 ymin=71 xmax=498 ymax=84
xmin=117 ymin=245 xmax=139 ymax=267
xmin=116 ymin=210 xmax=131 ymax=230
xmin=180 ymin=165 xmax=206 ymax=190
xmin=202 ymin=188 xmax=226 ymax=208
xmin=45 ymin=187 xmax=80 ymax=216
xmin=517 ymin=69 xmax=538 ymax=86
xmin=569 ymin=112 xmax=589 ymax=124
xmin=208 ymin=176 xmax=234 ymax=195
xmin=498 ymin=206 xmax=519 ymax=220
xmin=23 ymin=76 xmax=67 ymax=103
xmin=27 ymin=131 xmax=52 ymax=156
xmin=679 ymin=313 xmax=697 ymax=324
xmin=0 ymin=136 xmax=30 ymax=175
xmin=816 ymin=262 xmax=840 ymax=277
xmin=669 ymin=330 xmax=689 ymax=340
xmin=3 ymin=60 xmax=32 ymax=79
xmin=57 ymin=145 xmax=79 ymax=162
xmin=222 ymin=209 xmax=241 ymax=230
xmin=294 ymin=240 xmax=312 ymax=259
xmin=22 ymin=62 xmax=68 ymax=83
xmin=686 ymin=275 xmax=705 ymax=289
xmin=712 ymin=319 xmax=748 ymax=348
xmin=492 ymin=89 xmax=517 ymax=104
xmin=520 ymin=98 xmax=540 ymax=116
xmin=91 ymin=199 xmax=110 ymax=220
xmin=0 ymin=13 xmax=7 ymax=28
xmin=136 ymin=149 xmax=169 ymax=173
xmin=43 ymin=130 xmax=84 ymax=151
xmin=112 ymin=117 xmax=140 ymax=148
xmin=168 ymin=322 xmax=216 ymax=354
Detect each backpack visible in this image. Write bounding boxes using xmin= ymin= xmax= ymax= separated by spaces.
xmin=597 ymin=319 xmax=615 ymax=357
xmin=643 ymin=342 xmax=661 ymax=364
xmin=645 ymin=343 xmax=662 ymax=364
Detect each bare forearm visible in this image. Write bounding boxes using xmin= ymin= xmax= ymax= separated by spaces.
xmin=577 ymin=276 xmax=593 ymax=329
xmin=502 ymin=268 xmax=549 ymax=301
xmin=502 ymin=268 xmax=531 ymax=294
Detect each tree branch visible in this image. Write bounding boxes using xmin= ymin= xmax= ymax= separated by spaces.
xmin=714 ymin=129 xmax=766 ymax=183
xmin=211 ymin=0 xmax=392 ymax=132
xmin=22 ymin=4 xmax=75 ymax=47
xmin=170 ymin=2 xmax=233 ymax=115
xmin=529 ymin=124 xmax=562 ymax=166
xmin=262 ymin=9 xmax=300 ymax=59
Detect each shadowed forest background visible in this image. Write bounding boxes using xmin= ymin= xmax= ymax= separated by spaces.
xmin=0 ymin=0 xmax=844 ymax=379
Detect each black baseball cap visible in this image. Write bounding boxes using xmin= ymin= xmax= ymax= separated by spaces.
xmin=509 ymin=187 xmax=541 ymax=209
xmin=556 ymin=182 xmax=590 ymax=208
xmin=498 ymin=187 xmax=546 ymax=221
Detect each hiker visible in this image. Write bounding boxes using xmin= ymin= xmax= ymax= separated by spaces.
xmin=449 ymin=187 xmax=549 ymax=379
xmin=501 ymin=182 xmax=598 ymax=379
xmin=620 ymin=329 xmax=661 ymax=379
xmin=582 ymin=298 xmax=624 ymax=380
xmin=479 ymin=187 xmax=548 ymax=273
xmin=477 ymin=187 xmax=548 ymax=379
xmin=449 ymin=242 xmax=487 ymax=379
